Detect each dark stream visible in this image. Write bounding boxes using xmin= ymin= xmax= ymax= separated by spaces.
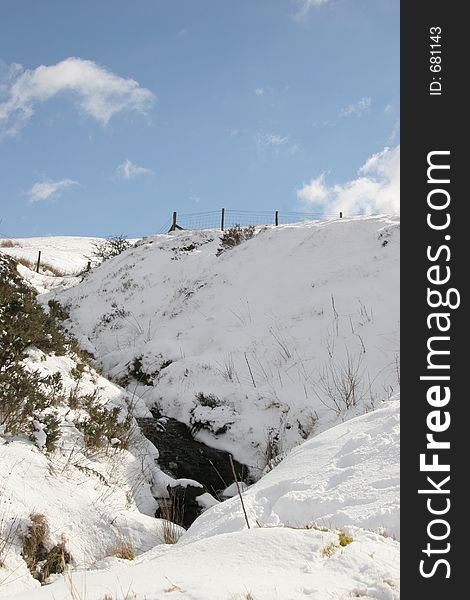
xmin=138 ymin=410 xmax=251 ymax=527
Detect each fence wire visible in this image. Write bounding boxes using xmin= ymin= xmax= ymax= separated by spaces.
xmin=157 ymin=209 xmax=347 ymax=234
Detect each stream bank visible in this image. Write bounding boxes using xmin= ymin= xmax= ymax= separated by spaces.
xmin=137 ymin=409 xmax=251 ymax=527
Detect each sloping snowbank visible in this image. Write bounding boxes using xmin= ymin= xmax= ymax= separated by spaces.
xmin=182 ymin=398 xmax=400 ymax=545
xmin=0 ymin=237 xmax=103 ymax=274
xmin=8 ymin=401 xmax=400 ymax=600
xmin=0 ymin=351 xmax=171 ymax=597
xmin=50 ymin=216 xmax=400 ymax=468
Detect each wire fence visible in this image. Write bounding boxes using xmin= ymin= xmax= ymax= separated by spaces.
xmin=157 ymin=209 xmax=346 ymax=234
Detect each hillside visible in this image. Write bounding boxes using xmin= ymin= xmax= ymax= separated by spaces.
xmin=51 ymin=216 xmax=400 ymax=468
xmin=10 ymin=401 xmax=400 ymax=600
xmin=1 ymin=216 xmax=400 ymax=598
xmin=0 ymin=236 xmax=103 ymax=274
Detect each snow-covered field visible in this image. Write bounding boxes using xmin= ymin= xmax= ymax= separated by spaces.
xmin=9 ymin=402 xmax=400 ymax=600
xmin=0 ymin=216 xmax=400 ymax=599
xmin=0 ymin=236 xmax=103 ymax=273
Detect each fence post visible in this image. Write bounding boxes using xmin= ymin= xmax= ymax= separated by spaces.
xmin=339 ymin=211 xmax=343 ymax=219
xmin=221 ymin=207 xmax=225 ymax=231
xmin=168 ymin=211 xmax=178 ymax=232
xmin=275 ymin=210 xmax=279 ymax=226
xmin=36 ymin=251 xmax=41 ymax=273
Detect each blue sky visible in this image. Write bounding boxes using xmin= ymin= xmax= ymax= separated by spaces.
xmin=0 ymin=0 xmax=399 ymax=237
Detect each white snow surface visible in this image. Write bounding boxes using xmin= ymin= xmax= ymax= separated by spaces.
xmin=181 ymin=399 xmax=400 ymax=545
xmin=0 ymin=236 xmax=103 ymax=273
xmin=8 ymin=402 xmax=400 ymax=599
xmin=0 ymin=351 xmax=172 ymax=597
xmin=49 ymin=216 xmax=400 ymax=468
xmin=1 ymin=217 xmax=400 ymax=598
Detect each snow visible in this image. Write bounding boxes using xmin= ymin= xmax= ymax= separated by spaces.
xmin=181 ymin=399 xmax=400 ymax=546
xmin=0 ymin=236 xmax=103 ymax=273
xmin=1 ymin=216 xmax=400 ymax=599
xmin=222 ymin=481 xmax=249 ymax=497
xmin=1 ymin=236 xmax=139 ymax=293
xmin=6 ymin=403 xmax=400 ymax=600
xmin=168 ymin=478 xmax=204 ymax=489
xmin=11 ymin=527 xmax=399 ymax=600
xmin=0 ymin=351 xmax=174 ymax=597
xmin=48 ymin=216 xmax=399 ymax=469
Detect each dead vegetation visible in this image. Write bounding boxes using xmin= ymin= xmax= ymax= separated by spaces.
xmin=20 ymin=512 xmax=72 ymax=582
xmin=105 ymin=539 xmax=135 ymax=560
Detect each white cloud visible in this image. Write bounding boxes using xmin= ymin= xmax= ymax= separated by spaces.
xmin=0 ymin=57 xmax=154 ymax=135
xmin=255 ymin=131 xmax=299 ymax=158
xmin=256 ymin=132 xmax=289 ymax=147
xmin=254 ymin=88 xmax=264 ymax=97
xmin=28 ymin=178 xmax=78 ymax=203
xmin=294 ymin=0 xmax=329 ymax=19
xmin=297 ymin=145 xmax=400 ymax=215
xmin=116 ymin=159 xmax=153 ymax=180
xmin=338 ymin=97 xmax=371 ymax=118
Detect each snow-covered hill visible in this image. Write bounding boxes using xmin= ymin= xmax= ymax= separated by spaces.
xmin=1 ymin=216 xmax=400 ymax=599
xmin=10 ymin=401 xmax=400 ymax=600
xmin=0 ymin=236 xmax=103 ymax=274
xmin=51 ymin=216 xmax=400 ymax=468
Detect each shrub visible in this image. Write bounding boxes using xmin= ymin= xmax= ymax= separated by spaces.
xmin=338 ymin=531 xmax=353 ymax=547
xmin=21 ymin=513 xmax=49 ymax=574
xmin=217 ymin=225 xmax=255 ymax=255
xmin=128 ymin=356 xmax=156 ymax=386
xmin=48 ymin=299 xmax=71 ymax=322
xmin=21 ymin=513 xmax=71 ymax=582
xmin=0 ymin=368 xmax=65 ymax=451
xmin=194 ymin=392 xmax=221 ymax=408
xmin=42 ymin=537 xmax=72 ymax=580
xmin=42 ymin=413 xmax=62 ymax=453
xmin=90 ymin=235 xmax=131 ymax=264
xmin=315 ymin=352 xmax=367 ymax=416
xmin=0 ymin=256 xmax=68 ymax=365
xmin=75 ymin=390 xmax=132 ymax=452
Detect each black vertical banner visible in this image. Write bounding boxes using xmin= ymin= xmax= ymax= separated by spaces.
xmin=401 ymin=2 xmax=466 ymax=597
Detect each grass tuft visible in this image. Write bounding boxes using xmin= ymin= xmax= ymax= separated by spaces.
xmin=106 ymin=540 xmax=135 ymax=561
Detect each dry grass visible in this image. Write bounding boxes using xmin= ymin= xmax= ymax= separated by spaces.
xmin=106 ymin=540 xmax=135 ymax=561
xmin=161 ymin=519 xmax=182 ymax=544
xmin=376 ymin=527 xmax=398 ymax=541
xmin=321 ymin=542 xmax=337 ymax=558
xmin=0 ymin=239 xmax=20 ymax=248
xmin=21 ymin=512 xmax=49 ymax=573
xmin=21 ymin=513 xmax=72 ymax=582
xmin=159 ymin=499 xmax=184 ymax=544
xmin=15 ymin=256 xmax=70 ymax=277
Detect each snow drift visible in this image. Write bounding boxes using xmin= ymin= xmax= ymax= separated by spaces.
xmin=51 ymin=216 xmax=400 ymax=468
